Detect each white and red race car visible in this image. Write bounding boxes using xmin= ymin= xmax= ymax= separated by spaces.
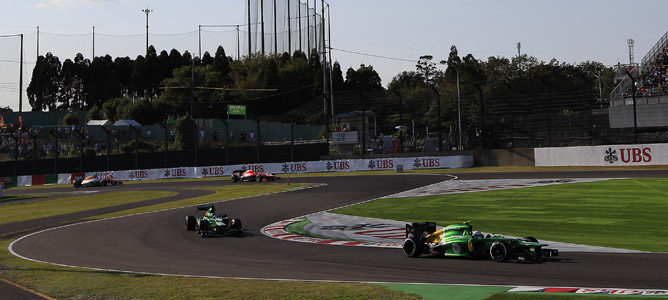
xmin=230 ymin=169 xmax=280 ymax=182
xmin=73 ymin=174 xmax=122 ymax=188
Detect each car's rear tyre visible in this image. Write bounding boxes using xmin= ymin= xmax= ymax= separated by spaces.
xmin=111 ymin=181 xmax=117 ymax=186
xmin=523 ymin=236 xmax=538 ymax=243
xmin=490 ymin=241 xmax=508 ymax=262
xmin=101 ymin=181 xmax=107 ymax=186
xmin=402 ymin=238 xmax=423 ymax=257
xmin=231 ymin=218 xmax=243 ymax=229
xmin=198 ymin=220 xmax=209 ymax=238
xmin=185 ymin=216 xmax=196 ymax=231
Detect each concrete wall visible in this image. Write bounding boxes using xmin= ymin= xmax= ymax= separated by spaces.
xmin=609 ymin=96 xmax=668 ymax=128
xmin=474 ymin=148 xmax=535 ymax=166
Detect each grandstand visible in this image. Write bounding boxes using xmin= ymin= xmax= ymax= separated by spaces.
xmin=609 ymin=31 xmax=668 ymax=128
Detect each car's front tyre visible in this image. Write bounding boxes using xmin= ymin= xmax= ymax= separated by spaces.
xmin=490 ymin=241 xmax=508 ymax=262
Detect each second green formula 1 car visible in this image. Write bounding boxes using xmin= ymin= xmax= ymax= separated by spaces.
xmin=185 ymin=205 xmax=243 ymax=237
xmin=402 ymin=222 xmax=558 ymax=262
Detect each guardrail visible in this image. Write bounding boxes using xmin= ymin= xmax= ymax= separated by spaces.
xmin=1 ymin=154 xmax=474 ymax=187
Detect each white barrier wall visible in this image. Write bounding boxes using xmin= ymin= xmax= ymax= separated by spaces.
xmin=85 ymin=155 xmax=473 ymax=181
xmin=535 ymin=144 xmax=666 ymax=166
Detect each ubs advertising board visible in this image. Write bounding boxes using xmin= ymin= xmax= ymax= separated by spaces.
xmin=535 ymin=144 xmax=665 ymax=166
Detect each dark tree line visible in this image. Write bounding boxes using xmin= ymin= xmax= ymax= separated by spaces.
xmin=26 ymin=43 xmax=613 ymax=146
xmin=26 ymin=45 xmax=388 ymax=127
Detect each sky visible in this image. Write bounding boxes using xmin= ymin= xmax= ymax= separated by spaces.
xmin=1 ymin=0 xmax=667 ymax=111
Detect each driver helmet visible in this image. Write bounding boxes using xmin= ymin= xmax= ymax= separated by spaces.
xmin=207 ymin=206 xmax=215 ymax=216
xmin=472 ymin=230 xmax=484 ymax=238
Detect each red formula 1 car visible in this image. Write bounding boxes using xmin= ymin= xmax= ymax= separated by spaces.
xmin=230 ymin=169 xmax=280 ymax=182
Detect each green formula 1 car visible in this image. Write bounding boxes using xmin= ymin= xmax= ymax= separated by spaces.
xmin=185 ymin=205 xmax=243 ymax=237
xmin=402 ymin=222 xmax=558 ymax=262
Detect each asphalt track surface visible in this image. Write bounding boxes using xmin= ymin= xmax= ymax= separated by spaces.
xmin=6 ymin=170 xmax=668 ymax=298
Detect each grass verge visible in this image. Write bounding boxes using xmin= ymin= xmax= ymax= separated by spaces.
xmin=332 ymin=178 xmax=668 ymax=252
xmin=485 ymin=293 xmax=668 ymax=299
xmin=0 ymin=191 xmax=177 ymax=225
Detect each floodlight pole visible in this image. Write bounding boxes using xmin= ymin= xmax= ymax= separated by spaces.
xmin=287 ymin=0 xmax=291 ymax=54
xmin=273 ymin=0 xmax=277 ymax=54
xmin=142 ymin=8 xmax=153 ymax=56
xmin=247 ymin=0 xmax=252 ymax=56
xmin=261 ymin=0 xmax=265 ymax=56
xmin=19 ymin=34 xmax=23 ymax=112
xmin=327 ymin=3 xmax=334 ymax=119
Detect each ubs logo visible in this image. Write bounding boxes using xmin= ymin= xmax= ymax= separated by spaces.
xmin=604 ymin=148 xmax=618 ymax=164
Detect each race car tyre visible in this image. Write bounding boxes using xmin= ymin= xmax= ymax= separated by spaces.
xmin=185 ymin=216 xmax=197 ymax=231
xmin=198 ymin=220 xmax=209 ymax=238
xmin=231 ymin=218 xmax=243 ymax=229
xmin=101 ymin=181 xmax=107 ymax=186
xmin=112 ymin=181 xmax=117 ymax=186
xmin=73 ymin=182 xmax=80 ymax=188
xmin=523 ymin=236 xmax=538 ymax=243
xmin=402 ymin=238 xmax=423 ymax=258
xmin=490 ymin=241 xmax=508 ymax=262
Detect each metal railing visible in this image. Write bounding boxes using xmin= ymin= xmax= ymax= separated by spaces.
xmin=608 ymin=65 xmax=639 ymax=106
xmin=641 ymin=31 xmax=668 ymax=67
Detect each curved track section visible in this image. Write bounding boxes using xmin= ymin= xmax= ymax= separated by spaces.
xmin=9 ymin=172 xmax=668 ymax=289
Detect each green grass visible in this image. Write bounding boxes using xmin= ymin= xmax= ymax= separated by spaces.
xmin=0 ymin=241 xmax=418 ymax=300
xmin=90 ymin=183 xmax=310 ymax=220
xmin=486 ymin=293 xmax=668 ymax=299
xmin=332 ymin=178 xmax=668 ymax=252
xmin=0 ymin=191 xmax=177 ymax=225
xmin=379 ymin=283 xmax=511 ymax=300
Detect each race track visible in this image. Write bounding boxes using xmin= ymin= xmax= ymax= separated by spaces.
xmin=9 ymin=171 xmax=668 ymax=289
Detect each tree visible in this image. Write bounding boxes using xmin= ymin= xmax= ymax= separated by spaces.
xmin=331 ymin=61 xmax=345 ymax=91
xmin=27 ymin=52 xmax=62 ymax=111
xmin=87 ymin=55 xmax=116 ymax=108
xmin=173 ymin=115 xmax=196 ymax=151
xmin=201 ymin=51 xmax=213 ymax=66
xmin=213 ymin=46 xmax=231 ymax=81
xmin=87 ymin=105 xmax=105 ymax=120
xmin=62 ymin=112 xmax=81 ymax=126
xmin=102 ymin=97 xmax=130 ymax=122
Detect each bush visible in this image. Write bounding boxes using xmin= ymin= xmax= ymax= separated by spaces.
xmin=121 ymin=140 xmax=162 ymax=154
xmin=62 ymin=112 xmax=81 ymax=126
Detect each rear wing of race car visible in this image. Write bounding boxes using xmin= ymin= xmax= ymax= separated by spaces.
xmin=197 ymin=205 xmax=214 ymax=211
xmin=543 ymin=248 xmax=559 ymax=257
xmin=405 ymin=222 xmax=436 ymax=238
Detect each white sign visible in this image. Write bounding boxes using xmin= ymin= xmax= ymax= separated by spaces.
xmin=68 ymin=155 xmax=474 ymax=185
xmin=535 ymin=143 xmax=667 ymax=166
xmin=332 ymin=131 xmax=359 ymax=144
